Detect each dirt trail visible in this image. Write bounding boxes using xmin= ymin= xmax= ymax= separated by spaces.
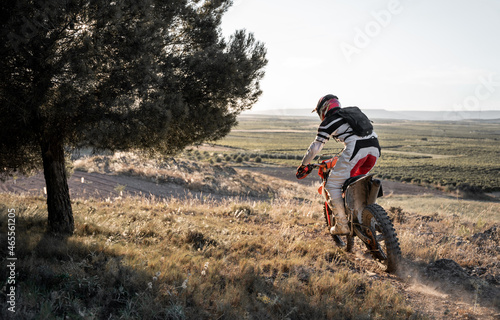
xmin=239 ymin=165 xmax=451 ymax=197
xmin=369 ymin=266 xmax=500 ymax=320
xmin=382 ymin=149 xmax=457 ymax=159
xmin=0 ymin=165 xmax=449 ymax=200
xmin=0 ymin=171 xmax=192 ymax=200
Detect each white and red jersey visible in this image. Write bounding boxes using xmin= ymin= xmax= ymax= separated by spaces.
xmin=302 ymin=108 xmax=380 ymax=166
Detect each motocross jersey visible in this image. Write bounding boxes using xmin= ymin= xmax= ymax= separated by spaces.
xmin=301 ymin=108 xmax=380 ymax=165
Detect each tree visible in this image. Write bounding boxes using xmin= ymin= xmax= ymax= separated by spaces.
xmin=0 ymin=0 xmax=267 ymax=234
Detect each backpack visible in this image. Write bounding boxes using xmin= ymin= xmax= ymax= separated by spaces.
xmin=337 ymin=106 xmax=373 ymax=137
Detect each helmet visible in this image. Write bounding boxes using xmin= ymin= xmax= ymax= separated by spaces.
xmin=314 ymin=94 xmax=340 ymax=120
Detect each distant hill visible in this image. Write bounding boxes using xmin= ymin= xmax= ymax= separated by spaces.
xmin=244 ymin=108 xmax=500 ymax=121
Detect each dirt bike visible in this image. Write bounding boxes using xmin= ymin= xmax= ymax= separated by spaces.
xmin=298 ymin=157 xmax=401 ymax=273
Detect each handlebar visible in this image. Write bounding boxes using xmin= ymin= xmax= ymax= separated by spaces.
xmin=296 ymin=156 xmax=338 ymax=180
xmin=310 ymin=163 xmax=326 ymax=169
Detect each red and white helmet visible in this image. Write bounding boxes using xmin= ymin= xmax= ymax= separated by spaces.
xmin=314 ymin=94 xmax=340 ymax=120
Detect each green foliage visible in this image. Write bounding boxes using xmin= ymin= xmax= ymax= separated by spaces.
xmin=0 ymin=0 xmax=267 ymax=168
xmin=0 ymin=0 xmax=267 ymax=232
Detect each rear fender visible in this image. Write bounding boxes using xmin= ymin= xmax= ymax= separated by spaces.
xmin=367 ymin=178 xmax=382 ymax=204
xmin=345 ymin=175 xmax=380 ymax=223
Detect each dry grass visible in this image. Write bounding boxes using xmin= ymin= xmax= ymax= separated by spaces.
xmin=73 ymin=152 xmax=305 ymax=200
xmin=380 ymin=196 xmax=500 ymax=314
xmin=1 ymin=153 xmax=498 ymax=319
xmin=0 ymin=192 xmax=423 ymax=319
xmin=379 ymin=195 xmax=499 ymax=266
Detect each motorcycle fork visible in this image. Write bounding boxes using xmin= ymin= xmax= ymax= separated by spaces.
xmin=322 ymin=182 xmax=334 ymax=228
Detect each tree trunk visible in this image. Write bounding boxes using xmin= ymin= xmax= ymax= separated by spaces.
xmin=41 ymin=138 xmax=74 ymax=234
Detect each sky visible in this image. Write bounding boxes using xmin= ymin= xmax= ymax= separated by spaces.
xmin=220 ymin=0 xmax=500 ymax=113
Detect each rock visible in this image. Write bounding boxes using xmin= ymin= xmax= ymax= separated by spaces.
xmin=470 ymin=225 xmax=500 ymax=244
xmin=425 ymin=259 xmax=470 ymax=286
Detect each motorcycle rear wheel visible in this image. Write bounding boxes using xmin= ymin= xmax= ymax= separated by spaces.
xmin=361 ymin=203 xmax=401 ymax=273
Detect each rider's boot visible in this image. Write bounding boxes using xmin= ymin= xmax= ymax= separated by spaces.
xmin=329 ymin=199 xmax=350 ymax=235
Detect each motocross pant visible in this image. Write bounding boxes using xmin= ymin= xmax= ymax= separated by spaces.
xmin=325 ymin=137 xmax=381 ymax=202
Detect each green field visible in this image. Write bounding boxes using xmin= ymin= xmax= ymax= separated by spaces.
xmin=192 ymin=115 xmax=500 ymax=193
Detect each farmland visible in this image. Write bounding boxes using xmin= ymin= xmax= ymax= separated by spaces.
xmin=198 ymin=115 xmax=500 ymax=195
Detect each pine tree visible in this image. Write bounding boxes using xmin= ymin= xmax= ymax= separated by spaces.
xmin=0 ymin=0 xmax=267 ymax=234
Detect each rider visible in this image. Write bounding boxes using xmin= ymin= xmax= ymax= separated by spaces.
xmin=297 ymin=94 xmax=381 ymax=235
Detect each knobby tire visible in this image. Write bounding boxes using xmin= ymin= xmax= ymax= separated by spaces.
xmin=361 ymin=203 xmax=401 ymax=273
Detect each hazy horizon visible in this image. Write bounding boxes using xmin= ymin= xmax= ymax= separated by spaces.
xmin=222 ymin=0 xmax=500 ymax=114
xmin=241 ymin=106 xmax=500 ymax=121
